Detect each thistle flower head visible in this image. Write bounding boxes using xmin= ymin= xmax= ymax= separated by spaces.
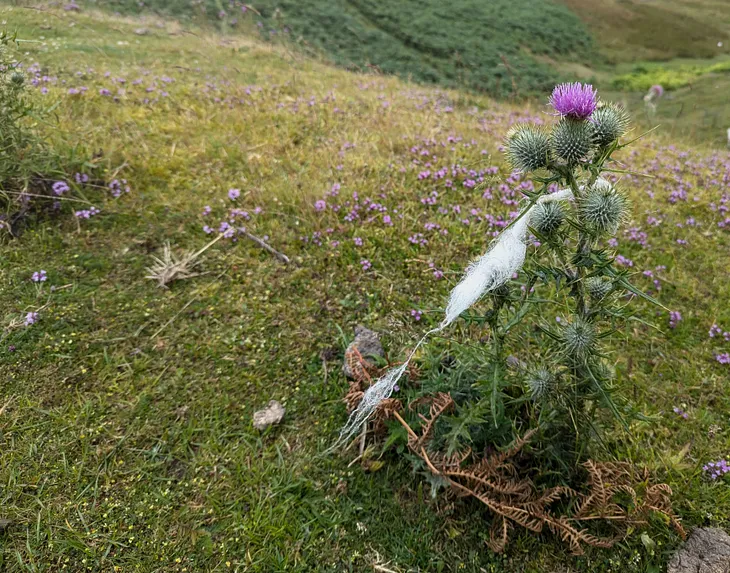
xmin=561 ymin=317 xmax=596 ymax=362
xmin=590 ymin=103 xmax=630 ymax=148
xmin=526 ymin=368 xmax=556 ymax=401
xmin=580 ymin=179 xmax=628 ymax=235
xmin=549 ymin=83 xmax=598 ymax=119
xmin=531 ymin=201 xmax=565 ymax=237
xmin=505 ymin=124 xmax=551 ymax=172
xmin=586 ymin=276 xmax=613 ymax=300
xmin=551 ymin=118 xmax=595 ymax=165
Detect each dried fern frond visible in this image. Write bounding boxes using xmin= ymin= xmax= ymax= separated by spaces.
xmin=145 ymin=234 xmax=222 ymax=288
xmin=388 ymin=391 xmax=683 ymax=555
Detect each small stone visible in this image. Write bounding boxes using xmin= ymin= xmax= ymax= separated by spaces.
xmin=134 ymin=28 xmax=149 ymax=36
xmin=343 ymin=325 xmax=384 ymax=378
xmin=253 ymin=400 xmax=285 ymax=431
xmin=668 ymin=527 xmax=730 ymax=573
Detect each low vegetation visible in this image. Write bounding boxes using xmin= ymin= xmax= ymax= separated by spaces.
xmin=0 ymin=5 xmax=729 ymax=572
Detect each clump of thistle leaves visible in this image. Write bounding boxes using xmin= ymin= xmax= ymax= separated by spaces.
xmin=388 ymin=83 xmax=665 ymax=508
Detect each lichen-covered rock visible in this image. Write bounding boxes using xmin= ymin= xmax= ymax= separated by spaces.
xmin=668 ymin=527 xmax=730 ymax=573
xmin=252 ymin=400 xmax=285 ymax=431
xmin=343 ymin=325 xmax=384 ymax=378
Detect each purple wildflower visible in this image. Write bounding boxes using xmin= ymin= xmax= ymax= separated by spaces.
xmin=716 ymin=353 xmax=730 ymax=365
xmin=672 ymin=406 xmax=689 ymax=420
xmin=360 ymin=259 xmax=372 ymax=271
xmin=108 ymin=179 xmax=130 ymax=198
xmin=25 ymin=312 xmax=38 ymax=326
xmin=410 ymin=309 xmax=422 ymax=322
xmin=649 ymin=85 xmax=664 ymax=98
xmin=74 ymin=206 xmax=100 ymax=219
xmin=52 ymin=181 xmax=70 ymax=196
xmin=549 ymin=83 xmax=598 ymax=119
xmin=703 ymin=459 xmax=730 ymax=480
xmin=228 ymin=188 xmax=240 ymax=201
xmin=314 ymin=199 xmax=326 ymax=212
xmin=31 ymin=270 xmax=47 ymax=283
xmin=669 ymin=311 xmax=682 ymax=329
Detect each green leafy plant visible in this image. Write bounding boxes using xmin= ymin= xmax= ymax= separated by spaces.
xmin=350 ymin=83 xmax=684 ymax=553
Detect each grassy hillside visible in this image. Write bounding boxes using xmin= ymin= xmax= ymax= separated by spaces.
xmin=1 ymin=5 xmax=730 ymax=572
xmin=559 ymin=0 xmax=730 ymax=62
xmin=89 ymin=0 xmax=598 ymax=98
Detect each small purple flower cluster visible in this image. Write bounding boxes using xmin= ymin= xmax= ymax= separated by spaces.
xmin=703 ymin=459 xmax=730 ymax=480
xmin=109 ymin=179 xmax=130 ymax=198
xmin=31 ymin=270 xmax=47 ymax=283
xmin=669 ymin=311 xmax=682 ymax=329
xmin=53 ymin=181 xmax=70 ymax=196
xmin=201 ymin=188 xmax=263 ymax=240
xmin=410 ymin=309 xmax=422 ymax=322
xmin=360 ymin=259 xmax=372 ymax=271
xmin=672 ymin=406 xmax=689 ymax=420
xmin=709 ymin=324 xmax=730 ymax=340
xmin=25 ymin=312 xmax=39 ymax=326
xmin=74 ymin=206 xmax=100 ymax=219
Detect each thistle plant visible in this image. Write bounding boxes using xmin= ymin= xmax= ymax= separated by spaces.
xmin=342 ymin=84 xmax=682 ymax=550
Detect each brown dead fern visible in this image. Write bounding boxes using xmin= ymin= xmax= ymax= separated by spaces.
xmin=384 ymin=392 xmax=685 ymax=555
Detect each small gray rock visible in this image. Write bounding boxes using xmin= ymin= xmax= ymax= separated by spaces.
xmin=252 ymin=400 xmax=285 ymax=431
xmin=668 ymin=527 xmax=730 ymax=573
xmin=343 ymin=325 xmax=384 ymax=378
xmin=134 ymin=28 xmax=149 ymax=36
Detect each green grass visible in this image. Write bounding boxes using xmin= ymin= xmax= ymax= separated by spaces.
xmin=88 ymin=0 xmax=598 ymax=98
xmin=559 ymin=0 xmax=730 ymax=63
xmin=1 ymin=5 xmax=730 ymax=572
xmin=598 ymin=55 xmax=730 ymax=147
xmin=80 ymin=0 xmax=730 ymax=148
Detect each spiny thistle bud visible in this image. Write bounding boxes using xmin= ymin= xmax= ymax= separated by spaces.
xmin=586 ymin=276 xmax=613 ymax=300
xmin=505 ymin=124 xmax=551 ymax=172
xmin=10 ymin=71 xmax=24 ymax=87
xmin=526 ymin=368 xmax=557 ymax=401
xmin=531 ymin=201 xmax=565 ymax=237
xmin=580 ymin=179 xmax=627 ymax=235
xmin=561 ymin=317 xmax=596 ymax=362
xmin=550 ymin=118 xmax=594 ymax=165
xmin=590 ymin=103 xmax=630 ymax=148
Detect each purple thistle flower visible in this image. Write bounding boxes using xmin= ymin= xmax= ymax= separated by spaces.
xmin=549 ymin=83 xmax=598 ymax=119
